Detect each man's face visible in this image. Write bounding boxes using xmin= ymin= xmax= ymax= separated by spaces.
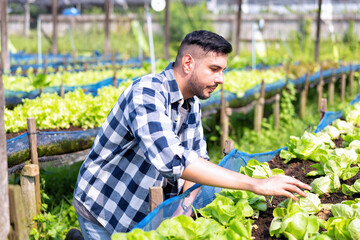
xmin=187 ymin=52 xmax=227 ymax=100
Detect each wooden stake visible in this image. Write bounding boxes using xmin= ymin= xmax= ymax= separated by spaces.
xmin=20 ymin=164 xmax=39 ymax=226
xmin=60 ymin=77 xmax=64 ymax=98
xmin=274 ymin=94 xmax=280 ymax=130
xmin=44 ymin=53 xmax=48 ymax=74
xmin=329 ymin=68 xmax=335 ymax=106
xmin=112 ymin=52 xmax=117 ymax=87
xmin=320 ymin=98 xmax=327 ymax=120
xmin=254 ymin=80 xmax=265 ymax=132
xmin=27 ymin=118 xmax=41 ymax=214
xmin=220 ymin=84 xmax=229 ymax=151
xmin=341 ymin=65 xmax=346 ymax=102
xmin=8 ymin=185 xmax=29 ymax=240
xmin=223 ymin=139 xmax=234 ymax=155
xmin=149 ymin=186 xmax=163 ymax=212
xmin=349 ymin=64 xmax=354 ymax=96
xmin=317 ymin=64 xmax=323 ymax=110
xmin=358 ymin=63 xmax=360 ymax=94
xmin=300 ymin=73 xmax=309 ymax=119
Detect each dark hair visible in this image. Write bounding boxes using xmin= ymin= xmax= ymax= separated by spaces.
xmin=176 ymin=30 xmax=232 ymax=61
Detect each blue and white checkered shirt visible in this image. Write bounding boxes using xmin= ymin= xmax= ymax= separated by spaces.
xmin=73 ymin=63 xmax=208 ymax=234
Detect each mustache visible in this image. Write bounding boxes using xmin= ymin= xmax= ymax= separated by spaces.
xmin=208 ymin=84 xmax=218 ymax=88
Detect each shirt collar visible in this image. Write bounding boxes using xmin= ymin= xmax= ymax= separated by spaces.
xmin=162 ymin=62 xmax=195 ymax=105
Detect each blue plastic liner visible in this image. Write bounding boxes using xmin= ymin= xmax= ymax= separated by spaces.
xmin=133 ymin=93 xmax=360 ymax=232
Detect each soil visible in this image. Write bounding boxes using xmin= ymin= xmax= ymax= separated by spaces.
xmin=251 ymin=135 xmax=360 ymax=239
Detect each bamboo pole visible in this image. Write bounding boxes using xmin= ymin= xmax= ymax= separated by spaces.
xmin=349 ymin=64 xmax=354 ymax=96
xmin=317 ymin=64 xmax=323 ymax=110
xmin=274 ymin=94 xmax=280 ymax=130
xmin=220 ymin=84 xmax=229 ymax=151
xmin=300 ymin=73 xmax=309 ymax=119
xmin=0 ymin=52 xmax=10 ymax=240
xmin=27 ymin=118 xmax=41 ymax=214
xmin=341 ymin=65 xmax=346 ymax=102
xmin=329 ymin=68 xmax=335 ymax=106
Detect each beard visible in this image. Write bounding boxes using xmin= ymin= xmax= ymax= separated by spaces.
xmin=188 ymin=71 xmax=216 ymax=100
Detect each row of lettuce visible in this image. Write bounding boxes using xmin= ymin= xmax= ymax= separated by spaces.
xmin=113 ymin=101 xmax=360 ymax=239
xmin=4 ymin=60 xmax=352 ymax=96
xmin=4 ymin=60 xmax=357 ymax=133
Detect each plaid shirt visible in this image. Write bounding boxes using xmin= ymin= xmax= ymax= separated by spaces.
xmin=73 ymin=63 xmax=208 ymax=234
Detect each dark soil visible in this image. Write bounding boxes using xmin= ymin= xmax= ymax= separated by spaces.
xmin=251 ymin=136 xmax=360 ymax=239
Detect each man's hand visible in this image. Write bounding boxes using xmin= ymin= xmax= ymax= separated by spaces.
xmin=245 ymin=175 xmax=311 ymax=201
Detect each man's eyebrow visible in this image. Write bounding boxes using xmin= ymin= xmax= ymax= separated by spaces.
xmin=210 ymin=64 xmax=227 ymax=71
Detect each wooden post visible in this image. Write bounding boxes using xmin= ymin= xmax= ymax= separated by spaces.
xmin=220 ymin=84 xmax=229 ymax=151
xmin=234 ymin=0 xmax=243 ymax=56
xmin=317 ymin=64 xmax=323 ymax=110
xmin=274 ymin=94 xmax=280 ymax=130
xmin=300 ymin=73 xmax=309 ymax=119
xmin=358 ymin=63 xmax=360 ymax=94
xmin=44 ymin=53 xmax=48 ymax=74
xmin=60 ymin=77 xmax=64 ymax=98
xmin=329 ymin=68 xmax=335 ymax=106
xmin=149 ymin=186 xmax=163 ymax=212
xmin=104 ymin=0 xmax=111 ymax=55
xmin=20 ymin=164 xmax=39 ymax=226
xmin=0 ymin=49 xmax=10 ymax=240
xmin=164 ymin=0 xmax=170 ymax=59
xmin=51 ymin=0 xmax=58 ymax=54
xmin=341 ymin=65 xmax=346 ymax=102
xmin=63 ymin=55 xmax=67 ymax=67
xmin=314 ymin=0 xmax=322 ymax=62
xmin=8 ymin=185 xmax=29 ymax=240
xmin=27 ymin=118 xmax=41 ymax=214
xmin=1 ymin=0 xmax=10 ymax=70
xmin=254 ymin=80 xmax=265 ymax=132
xmin=320 ymin=98 xmax=327 ymax=120
xmin=349 ymin=64 xmax=354 ymax=96
xmin=223 ymin=139 xmax=234 ymax=155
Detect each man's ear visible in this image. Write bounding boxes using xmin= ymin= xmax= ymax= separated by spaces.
xmin=182 ymin=54 xmax=194 ymax=74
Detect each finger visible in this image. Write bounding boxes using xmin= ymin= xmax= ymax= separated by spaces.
xmin=284 ymin=184 xmax=308 ymax=198
xmin=284 ymin=176 xmax=312 ymax=191
xmin=279 ymin=189 xmax=299 ymax=201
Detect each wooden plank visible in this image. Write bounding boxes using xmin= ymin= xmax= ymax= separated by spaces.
xmin=358 ymin=63 xmax=360 ymax=94
xmin=20 ymin=165 xmax=37 ymax=227
xmin=149 ymin=186 xmax=163 ymax=212
xmin=0 ymin=39 xmax=10 ymax=240
xmin=254 ymin=80 xmax=265 ymax=132
xmin=220 ymin=84 xmax=229 ymax=151
xmin=26 ymin=118 xmax=41 ymax=215
xmin=8 ymin=185 xmax=28 ymax=240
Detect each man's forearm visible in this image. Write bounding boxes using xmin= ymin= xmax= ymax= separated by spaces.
xmin=181 ymin=157 xmax=311 ymax=201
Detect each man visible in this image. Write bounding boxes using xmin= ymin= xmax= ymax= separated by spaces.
xmin=73 ymin=30 xmax=311 ymax=239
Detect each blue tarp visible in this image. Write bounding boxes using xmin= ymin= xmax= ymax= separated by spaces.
xmin=133 ymin=93 xmax=360 ymax=232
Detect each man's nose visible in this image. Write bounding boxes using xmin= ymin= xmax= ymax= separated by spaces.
xmin=215 ymin=72 xmax=224 ymax=84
